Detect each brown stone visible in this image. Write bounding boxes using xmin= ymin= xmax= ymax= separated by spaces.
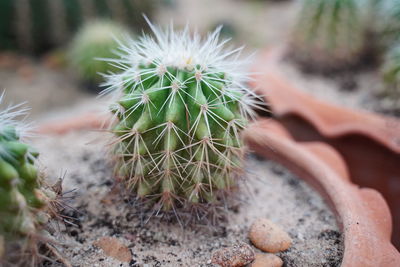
xmin=211 ymin=242 xmax=255 ymax=267
xmin=93 ymin=236 xmax=132 ymax=262
xmin=251 ymin=253 xmax=283 ymax=267
xmin=249 ymin=218 xmax=292 ymax=253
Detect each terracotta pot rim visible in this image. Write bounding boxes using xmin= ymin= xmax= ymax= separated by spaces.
xmin=253 ymin=47 xmax=400 ymax=154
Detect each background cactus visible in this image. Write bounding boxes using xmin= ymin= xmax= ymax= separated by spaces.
xmin=0 ymin=0 xmax=155 ymax=54
xmin=0 ymin=96 xmax=60 ymax=265
xmin=380 ymin=45 xmax=400 ymax=114
xmin=384 ymin=0 xmax=400 ymax=37
xmin=103 ymin=21 xmax=259 ymax=217
xmin=69 ymin=20 xmax=131 ymax=85
xmin=384 ymin=0 xmax=400 ymax=46
xmin=289 ymin=0 xmax=369 ymax=73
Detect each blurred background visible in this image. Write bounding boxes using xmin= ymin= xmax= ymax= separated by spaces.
xmin=0 ymin=0 xmax=294 ymax=120
xmin=1 ymin=0 xmax=398 ymax=121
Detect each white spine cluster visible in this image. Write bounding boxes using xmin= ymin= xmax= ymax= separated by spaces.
xmin=0 ymin=93 xmax=30 ymax=140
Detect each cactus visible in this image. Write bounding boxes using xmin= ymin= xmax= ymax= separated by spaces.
xmin=0 ymin=0 xmax=155 ymax=54
xmin=0 ymin=96 xmax=60 ymax=265
xmin=290 ymin=0 xmax=368 ymax=73
xmin=380 ymin=45 xmax=400 ymax=113
xmin=384 ymin=0 xmax=400 ymax=44
xmin=102 ymin=20 xmax=259 ymax=217
xmin=69 ymin=20 xmax=131 ymax=84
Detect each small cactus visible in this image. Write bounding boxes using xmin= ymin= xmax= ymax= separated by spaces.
xmin=384 ymin=0 xmax=400 ymax=42
xmin=103 ymin=20 xmax=259 ymax=216
xmin=380 ymin=45 xmax=400 ymax=113
xmin=69 ymin=20 xmax=131 ymax=85
xmin=0 ymin=96 xmax=59 ymax=265
xmin=0 ymin=0 xmax=155 ymax=54
xmin=290 ymin=0 xmax=367 ymax=73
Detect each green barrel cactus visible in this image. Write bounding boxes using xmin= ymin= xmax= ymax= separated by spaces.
xmin=103 ymin=21 xmax=259 ymax=214
xmin=0 ymin=0 xmax=154 ymax=54
xmin=290 ymin=0 xmax=368 ymax=73
xmin=384 ymin=0 xmax=400 ymax=45
xmin=0 ymin=97 xmax=58 ymax=264
xmin=69 ymin=20 xmax=131 ymax=84
xmin=380 ymin=45 xmax=400 ymax=113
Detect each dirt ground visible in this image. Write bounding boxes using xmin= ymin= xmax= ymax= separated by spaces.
xmin=33 ymin=131 xmax=343 ymax=267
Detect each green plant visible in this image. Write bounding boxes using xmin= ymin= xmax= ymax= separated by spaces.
xmin=380 ymin=45 xmax=400 ymax=112
xmin=384 ymin=0 xmax=400 ymax=44
xmin=0 ymin=96 xmax=60 ymax=265
xmin=103 ymin=21 xmax=259 ymax=218
xmin=290 ymin=0 xmax=368 ymax=73
xmin=0 ymin=0 xmax=154 ymax=54
xmin=69 ymin=20 xmax=131 ymax=84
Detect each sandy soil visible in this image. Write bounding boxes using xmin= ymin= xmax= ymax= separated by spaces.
xmin=32 ymin=131 xmax=343 ymax=267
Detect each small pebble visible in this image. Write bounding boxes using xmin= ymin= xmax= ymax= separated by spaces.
xmin=249 ymin=218 xmax=292 ymax=253
xmin=251 ymin=253 xmax=283 ymax=267
xmin=93 ymin=236 xmax=132 ymax=262
xmin=211 ymin=242 xmax=255 ymax=267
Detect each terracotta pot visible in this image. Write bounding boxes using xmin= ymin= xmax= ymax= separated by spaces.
xmin=244 ymin=119 xmax=400 ymax=267
xmin=252 ymin=47 xmax=400 ymax=249
xmin=37 ymin=112 xmax=110 ymax=135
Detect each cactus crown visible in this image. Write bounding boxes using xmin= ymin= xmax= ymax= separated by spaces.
xmin=103 ymin=19 xmax=259 ymax=217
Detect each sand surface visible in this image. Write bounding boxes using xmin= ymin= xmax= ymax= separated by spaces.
xmin=33 ymin=131 xmax=343 ymax=267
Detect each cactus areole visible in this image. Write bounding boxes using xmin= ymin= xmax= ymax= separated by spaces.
xmin=104 ymin=20 xmax=258 ymax=213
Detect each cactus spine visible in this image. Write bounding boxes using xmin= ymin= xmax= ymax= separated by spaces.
xmin=0 ymin=96 xmax=58 ymax=265
xmin=104 ymin=21 xmax=258 ymax=214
